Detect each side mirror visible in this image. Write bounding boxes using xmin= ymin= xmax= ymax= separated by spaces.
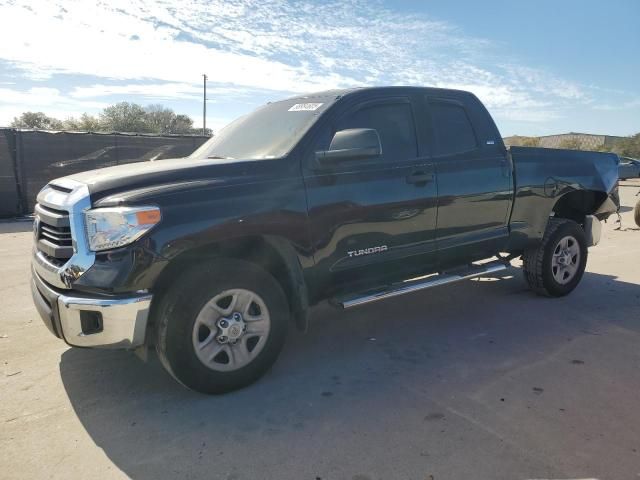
xmin=315 ymin=128 xmax=382 ymax=165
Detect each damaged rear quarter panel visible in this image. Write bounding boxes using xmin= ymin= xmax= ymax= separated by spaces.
xmin=507 ymin=146 xmax=619 ymax=251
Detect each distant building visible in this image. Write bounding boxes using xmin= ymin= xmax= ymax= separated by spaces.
xmin=537 ymin=133 xmax=624 ymax=149
xmin=503 ymin=135 xmax=538 ymax=147
xmin=504 ymin=132 xmax=625 ymax=150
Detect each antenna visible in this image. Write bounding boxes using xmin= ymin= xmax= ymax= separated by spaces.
xmin=202 ymin=74 xmax=207 ymax=136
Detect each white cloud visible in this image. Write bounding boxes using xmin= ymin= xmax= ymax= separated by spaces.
xmin=0 ymin=0 xmax=606 ymax=128
xmin=0 ymin=86 xmax=108 ymax=124
xmin=70 ymin=83 xmax=202 ymax=100
xmin=69 ymin=82 xmax=271 ymax=103
xmin=593 ymin=98 xmax=640 ymax=111
xmin=0 ymin=86 xmax=99 ymax=107
xmin=0 ymin=0 xmax=360 ymax=92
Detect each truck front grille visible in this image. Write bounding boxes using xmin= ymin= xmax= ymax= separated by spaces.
xmin=32 ymin=180 xmax=94 ymax=290
xmin=35 ymin=202 xmax=74 ymax=263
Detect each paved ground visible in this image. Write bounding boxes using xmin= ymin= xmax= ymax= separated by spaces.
xmin=1 ymin=182 xmax=639 ymax=480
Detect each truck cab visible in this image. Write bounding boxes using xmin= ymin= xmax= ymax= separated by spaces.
xmin=299 ymin=88 xmax=514 ymax=299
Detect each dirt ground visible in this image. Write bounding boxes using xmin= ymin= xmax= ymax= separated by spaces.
xmin=1 ymin=181 xmax=639 ymax=480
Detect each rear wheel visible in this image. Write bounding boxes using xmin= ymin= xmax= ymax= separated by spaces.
xmin=634 ymin=197 xmax=640 ymax=228
xmin=523 ymin=218 xmax=588 ymax=297
xmin=155 ymin=259 xmax=289 ymax=394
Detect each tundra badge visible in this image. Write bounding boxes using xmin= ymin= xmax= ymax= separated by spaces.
xmin=347 ymin=245 xmax=388 ymax=257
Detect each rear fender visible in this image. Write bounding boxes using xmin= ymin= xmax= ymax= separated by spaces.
xmin=507 ymin=147 xmax=619 ymax=252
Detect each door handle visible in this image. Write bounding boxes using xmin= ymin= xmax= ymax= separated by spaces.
xmin=406 ymin=171 xmax=434 ymax=185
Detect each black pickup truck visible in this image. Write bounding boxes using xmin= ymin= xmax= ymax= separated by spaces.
xmin=31 ymin=87 xmax=619 ymax=393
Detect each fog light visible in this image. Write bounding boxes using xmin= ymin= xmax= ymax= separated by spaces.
xmin=80 ymin=311 xmax=103 ymax=335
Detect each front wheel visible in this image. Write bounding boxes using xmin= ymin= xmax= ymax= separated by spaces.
xmin=155 ymin=259 xmax=289 ymax=394
xmin=523 ymin=218 xmax=588 ymax=297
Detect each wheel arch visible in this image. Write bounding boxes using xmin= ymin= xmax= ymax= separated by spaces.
xmin=551 ymin=189 xmax=609 ymax=225
xmin=151 ymin=235 xmax=310 ymax=333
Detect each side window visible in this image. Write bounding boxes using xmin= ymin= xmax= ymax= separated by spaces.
xmin=337 ymin=101 xmax=417 ymax=162
xmin=429 ymin=100 xmax=477 ymax=156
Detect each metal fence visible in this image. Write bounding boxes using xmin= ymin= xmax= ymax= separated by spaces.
xmin=0 ymin=129 xmax=209 ymax=217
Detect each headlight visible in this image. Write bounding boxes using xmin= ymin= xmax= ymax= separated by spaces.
xmin=85 ymin=206 xmax=161 ymax=252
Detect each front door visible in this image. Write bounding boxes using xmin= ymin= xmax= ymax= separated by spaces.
xmin=303 ymin=95 xmax=438 ymax=298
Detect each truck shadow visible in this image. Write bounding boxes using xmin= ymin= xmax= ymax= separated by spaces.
xmin=59 ymin=268 xmax=640 ymax=479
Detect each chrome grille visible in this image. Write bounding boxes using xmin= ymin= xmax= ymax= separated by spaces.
xmin=35 ymin=200 xmax=73 ymax=262
xmin=32 ymin=179 xmax=94 ymax=290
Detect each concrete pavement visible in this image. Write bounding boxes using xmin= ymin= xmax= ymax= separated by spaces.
xmin=1 ymin=182 xmax=639 ymax=480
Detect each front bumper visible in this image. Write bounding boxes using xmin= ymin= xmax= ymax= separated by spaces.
xmin=31 ymin=268 xmax=152 ymax=349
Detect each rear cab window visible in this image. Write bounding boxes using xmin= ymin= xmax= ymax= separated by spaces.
xmin=427 ymin=98 xmax=478 ymax=156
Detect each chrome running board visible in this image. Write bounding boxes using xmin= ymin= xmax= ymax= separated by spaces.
xmin=338 ymin=261 xmax=508 ymax=309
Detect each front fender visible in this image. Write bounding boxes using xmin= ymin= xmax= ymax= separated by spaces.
xmin=74 ymin=162 xmax=314 ymax=295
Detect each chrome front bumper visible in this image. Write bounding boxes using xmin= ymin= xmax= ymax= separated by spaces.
xmin=32 ymin=269 xmax=152 ymax=349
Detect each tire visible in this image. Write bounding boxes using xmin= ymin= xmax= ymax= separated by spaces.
xmin=634 ymin=198 xmax=640 ymax=228
xmin=155 ymin=258 xmax=289 ymax=394
xmin=523 ymin=218 xmax=588 ymax=297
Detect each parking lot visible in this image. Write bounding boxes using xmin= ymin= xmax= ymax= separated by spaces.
xmin=1 ymin=182 xmax=639 ymax=480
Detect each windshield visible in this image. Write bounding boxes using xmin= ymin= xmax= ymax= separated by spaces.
xmin=190 ymin=98 xmax=333 ymax=160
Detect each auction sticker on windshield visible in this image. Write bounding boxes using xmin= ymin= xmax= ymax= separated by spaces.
xmin=288 ymin=103 xmax=324 ymax=111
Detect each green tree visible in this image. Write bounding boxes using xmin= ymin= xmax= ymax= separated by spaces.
xmin=504 ymin=136 xmax=540 ymax=147
xmin=144 ymin=104 xmax=177 ymax=134
xmin=612 ymin=133 xmax=640 ymax=158
xmin=169 ymin=114 xmax=195 ymax=134
xmin=99 ymin=102 xmax=151 ymax=133
xmin=520 ymin=137 xmax=540 ymax=147
xmin=143 ymin=105 xmax=196 ymax=134
xmin=63 ymin=113 xmax=101 ymax=131
xmin=10 ymin=103 xmax=203 ymax=135
xmin=10 ymin=112 xmax=64 ymax=129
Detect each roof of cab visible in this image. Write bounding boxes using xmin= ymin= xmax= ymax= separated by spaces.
xmin=282 ymin=86 xmax=474 ymax=103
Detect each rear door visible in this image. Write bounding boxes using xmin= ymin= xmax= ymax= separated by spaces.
xmin=424 ymin=95 xmax=513 ymax=267
xmin=302 ymin=94 xmax=438 ymax=297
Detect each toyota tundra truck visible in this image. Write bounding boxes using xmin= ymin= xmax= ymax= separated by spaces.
xmin=31 ymin=87 xmax=619 ymax=393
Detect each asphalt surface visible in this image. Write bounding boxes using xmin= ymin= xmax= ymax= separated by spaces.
xmin=1 ymin=182 xmax=640 ymax=480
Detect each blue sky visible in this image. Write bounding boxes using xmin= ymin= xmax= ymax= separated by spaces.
xmin=0 ymin=0 xmax=638 ymax=136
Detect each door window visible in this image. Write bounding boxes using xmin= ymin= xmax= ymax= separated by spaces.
xmin=429 ymin=100 xmax=477 ymax=156
xmin=337 ymin=101 xmax=418 ymax=162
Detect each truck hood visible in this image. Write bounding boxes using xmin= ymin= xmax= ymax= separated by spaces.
xmin=64 ymin=156 xmax=284 ymax=203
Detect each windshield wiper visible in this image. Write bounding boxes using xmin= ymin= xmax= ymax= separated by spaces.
xmin=206 ymin=155 xmax=233 ymax=159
